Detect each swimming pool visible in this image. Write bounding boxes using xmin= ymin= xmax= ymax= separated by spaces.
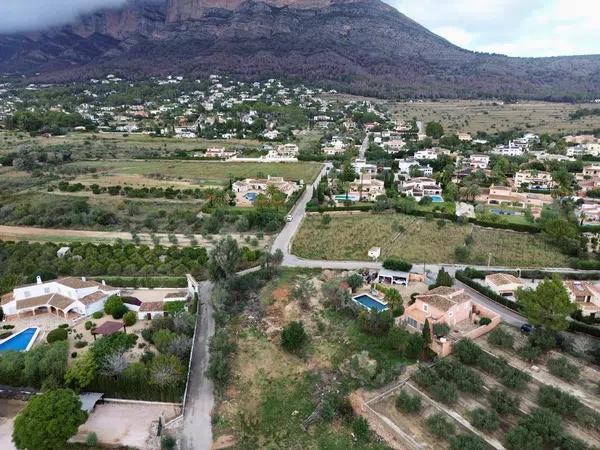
xmin=0 ymin=327 xmax=39 ymax=352
xmin=244 ymin=192 xmax=258 ymax=202
xmin=353 ymin=294 xmax=389 ymax=313
xmin=490 ymin=208 xmax=521 ymax=216
xmin=430 ymin=195 xmax=444 ymax=203
xmin=334 ymin=194 xmax=359 ymax=202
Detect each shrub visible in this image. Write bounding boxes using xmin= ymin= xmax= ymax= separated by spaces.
xmin=2 ymin=324 xmax=15 ymax=329
xmin=85 ymin=432 xmax=98 ymax=446
xmin=429 ymin=381 xmax=458 ymax=405
xmin=435 ymin=359 xmax=483 ymax=394
xmin=92 ymin=311 xmax=103 ymax=319
xmin=74 ymin=341 xmax=88 ymax=349
xmin=432 ymin=322 xmax=450 ymax=338
xmin=58 ymin=324 xmax=69 ymax=329
xmin=499 ymin=365 xmax=530 ymax=390
xmin=161 ymin=434 xmax=176 ymax=450
xmin=111 ymin=304 xmax=129 ymax=320
xmin=351 ymin=417 xmax=370 ymax=442
xmin=449 ymin=434 xmax=487 ymax=450
xmin=382 ymin=258 xmax=412 ymax=272
xmin=122 ymin=311 xmax=137 ymax=327
xmin=84 ymin=321 xmax=93 ymax=330
xmin=281 ymin=321 xmax=308 ymax=353
xmin=547 ymin=356 xmax=579 ymax=382
xmin=395 ymin=390 xmax=422 ymax=414
xmin=479 ymin=317 xmax=492 ymax=326
xmin=71 ymin=352 xmax=77 ymax=358
xmin=518 ymin=344 xmax=542 ymax=362
xmin=529 ymin=327 xmax=556 ymax=352
xmin=452 ymin=339 xmax=482 ymax=365
xmin=488 ymin=388 xmax=519 ymax=415
xmin=104 ymin=295 xmax=124 ymax=316
xmin=425 ymin=413 xmax=455 ymax=438
xmin=537 ymin=385 xmax=582 ymax=418
xmin=47 ymin=327 xmax=68 ymax=343
xmin=470 ymin=408 xmax=500 ymax=432
xmin=506 ymin=425 xmax=544 ymax=450
xmin=487 ymin=328 xmax=514 ymax=349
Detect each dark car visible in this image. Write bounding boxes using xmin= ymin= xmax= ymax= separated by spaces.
xmin=520 ymin=323 xmax=534 ymax=334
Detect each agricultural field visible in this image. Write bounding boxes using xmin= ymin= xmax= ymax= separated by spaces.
xmin=388 ymin=100 xmax=600 ymax=135
xmin=64 ymin=159 xmax=322 ymax=187
xmin=368 ymin=335 xmax=600 ymax=450
xmin=292 ymin=213 xmax=569 ymax=267
xmin=0 ymin=130 xmax=261 ymax=156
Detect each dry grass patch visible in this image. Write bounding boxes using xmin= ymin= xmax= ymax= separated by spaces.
xmin=293 ymin=213 xmax=568 ymax=267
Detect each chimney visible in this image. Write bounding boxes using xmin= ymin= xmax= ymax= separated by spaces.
xmin=81 ymin=276 xmax=86 ymax=282
xmin=36 ymin=276 xmax=42 ymax=285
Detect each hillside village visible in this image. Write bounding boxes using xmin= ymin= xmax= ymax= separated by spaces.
xmin=1 ymin=74 xmax=600 ymax=450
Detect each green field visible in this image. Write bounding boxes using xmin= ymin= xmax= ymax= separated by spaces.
xmin=65 ymin=159 xmax=322 ymax=185
xmin=292 ymin=213 xmax=569 ymax=267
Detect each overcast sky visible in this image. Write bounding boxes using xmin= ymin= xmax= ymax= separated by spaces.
xmin=389 ymin=0 xmax=600 ymax=57
xmin=1 ymin=0 xmax=599 ymax=57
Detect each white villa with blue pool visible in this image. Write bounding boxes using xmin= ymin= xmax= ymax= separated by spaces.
xmin=232 ymin=175 xmax=299 ymax=207
xmin=0 ymin=276 xmax=120 ymax=319
xmin=399 ymin=177 xmax=443 ymax=202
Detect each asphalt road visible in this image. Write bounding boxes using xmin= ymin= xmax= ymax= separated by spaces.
xmin=181 ymin=281 xmax=215 ymax=450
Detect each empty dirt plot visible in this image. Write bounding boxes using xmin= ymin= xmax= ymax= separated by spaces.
xmin=65 ymin=159 xmax=322 ymax=186
xmin=389 ymin=100 xmax=600 ymax=135
xmin=292 ymin=213 xmax=569 ymax=267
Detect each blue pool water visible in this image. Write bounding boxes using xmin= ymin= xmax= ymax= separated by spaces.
xmin=353 ymin=294 xmax=389 ymax=313
xmin=0 ymin=328 xmax=38 ymax=352
xmin=334 ymin=194 xmax=359 ymax=202
xmin=430 ymin=195 xmax=444 ymax=203
xmin=244 ymin=192 xmax=258 ymax=202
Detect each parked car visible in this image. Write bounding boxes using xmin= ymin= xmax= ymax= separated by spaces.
xmin=520 ymin=323 xmax=534 ymax=334
xmin=286 ymin=214 xmax=293 ymax=222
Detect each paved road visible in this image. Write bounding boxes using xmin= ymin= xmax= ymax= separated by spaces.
xmin=358 ymin=134 xmax=369 ymax=159
xmin=454 ymin=279 xmax=526 ymax=327
xmin=181 ymin=281 xmax=215 ymax=450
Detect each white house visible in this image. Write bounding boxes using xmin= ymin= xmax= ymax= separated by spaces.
xmin=414 ymin=148 xmax=438 ymax=160
xmin=1 ymin=277 xmax=120 ymax=318
xmin=514 ymin=170 xmax=555 ymax=190
xmin=492 ymin=142 xmax=525 ymax=157
xmin=399 ymin=177 xmax=443 ymax=199
xmin=469 ymin=154 xmax=490 ymax=169
xmin=275 ymin=143 xmax=299 ymax=157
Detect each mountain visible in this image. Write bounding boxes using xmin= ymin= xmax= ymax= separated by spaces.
xmin=1 ymin=0 xmax=600 ymax=100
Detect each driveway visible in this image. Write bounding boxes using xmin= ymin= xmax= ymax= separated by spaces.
xmin=72 ymin=401 xmax=180 ymax=448
xmin=181 ymin=281 xmax=215 ymax=450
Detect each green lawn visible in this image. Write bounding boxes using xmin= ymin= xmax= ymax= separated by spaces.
xmin=65 ymin=159 xmax=322 ymax=185
xmin=292 ymin=213 xmax=569 ymax=267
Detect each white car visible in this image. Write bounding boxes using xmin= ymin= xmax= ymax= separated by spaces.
xmin=286 ymin=214 xmax=293 ymax=222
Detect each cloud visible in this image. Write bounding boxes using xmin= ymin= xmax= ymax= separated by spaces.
xmin=388 ymin=0 xmax=600 ymax=57
xmin=0 ymin=0 xmax=127 ymax=34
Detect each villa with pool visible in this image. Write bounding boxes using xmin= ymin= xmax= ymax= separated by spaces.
xmin=0 ymin=276 xmax=121 ymax=320
xmin=399 ymin=177 xmax=443 ymax=202
xmin=232 ymin=175 xmax=299 ymax=207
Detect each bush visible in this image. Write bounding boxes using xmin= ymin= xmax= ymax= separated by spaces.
xmin=452 ymin=339 xmax=482 ymax=365
xmin=161 ymin=435 xmax=176 ymax=450
xmin=506 ymin=425 xmax=544 ymax=450
xmin=479 ymin=317 xmax=492 ymax=326
xmin=518 ymin=408 xmax=564 ymax=445
xmin=2 ymin=324 xmax=15 ymax=329
xmin=111 ymin=304 xmax=129 ymax=320
xmin=351 ymin=417 xmax=370 ymax=442
xmin=123 ymin=311 xmax=137 ymax=327
xmin=425 ymin=413 xmax=455 ymax=438
xmin=382 ymin=258 xmax=412 ymax=272
xmin=547 ymin=356 xmax=579 ymax=382
xmin=518 ymin=344 xmax=542 ymax=362
xmin=429 ymin=381 xmax=458 ymax=405
xmin=488 ymin=388 xmax=519 ymax=415
xmin=74 ymin=341 xmax=88 ymax=349
xmin=449 ymin=434 xmax=487 ymax=450
xmin=85 ymin=432 xmax=98 ymax=446
xmin=395 ymin=390 xmax=422 ymax=414
xmin=432 ymin=322 xmax=450 ymax=337
xmin=499 ymin=365 xmax=530 ymax=390
xmin=47 ymin=327 xmax=68 ymax=343
xmin=537 ymin=385 xmax=582 ymax=418
xmin=92 ymin=311 xmax=103 ymax=319
xmin=104 ymin=295 xmax=125 ymax=316
xmin=470 ymin=408 xmax=500 ymax=432
xmin=529 ymin=327 xmax=556 ymax=352
xmin=84 ymin=321 xmax=93 ymax=330
xmin=71 ymin=352 xmax=77 ymax=358
xmin=487 ymin=328 xmax=514 ymax=349
xmin=281 ymin=321 xmax=308 ymax=353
